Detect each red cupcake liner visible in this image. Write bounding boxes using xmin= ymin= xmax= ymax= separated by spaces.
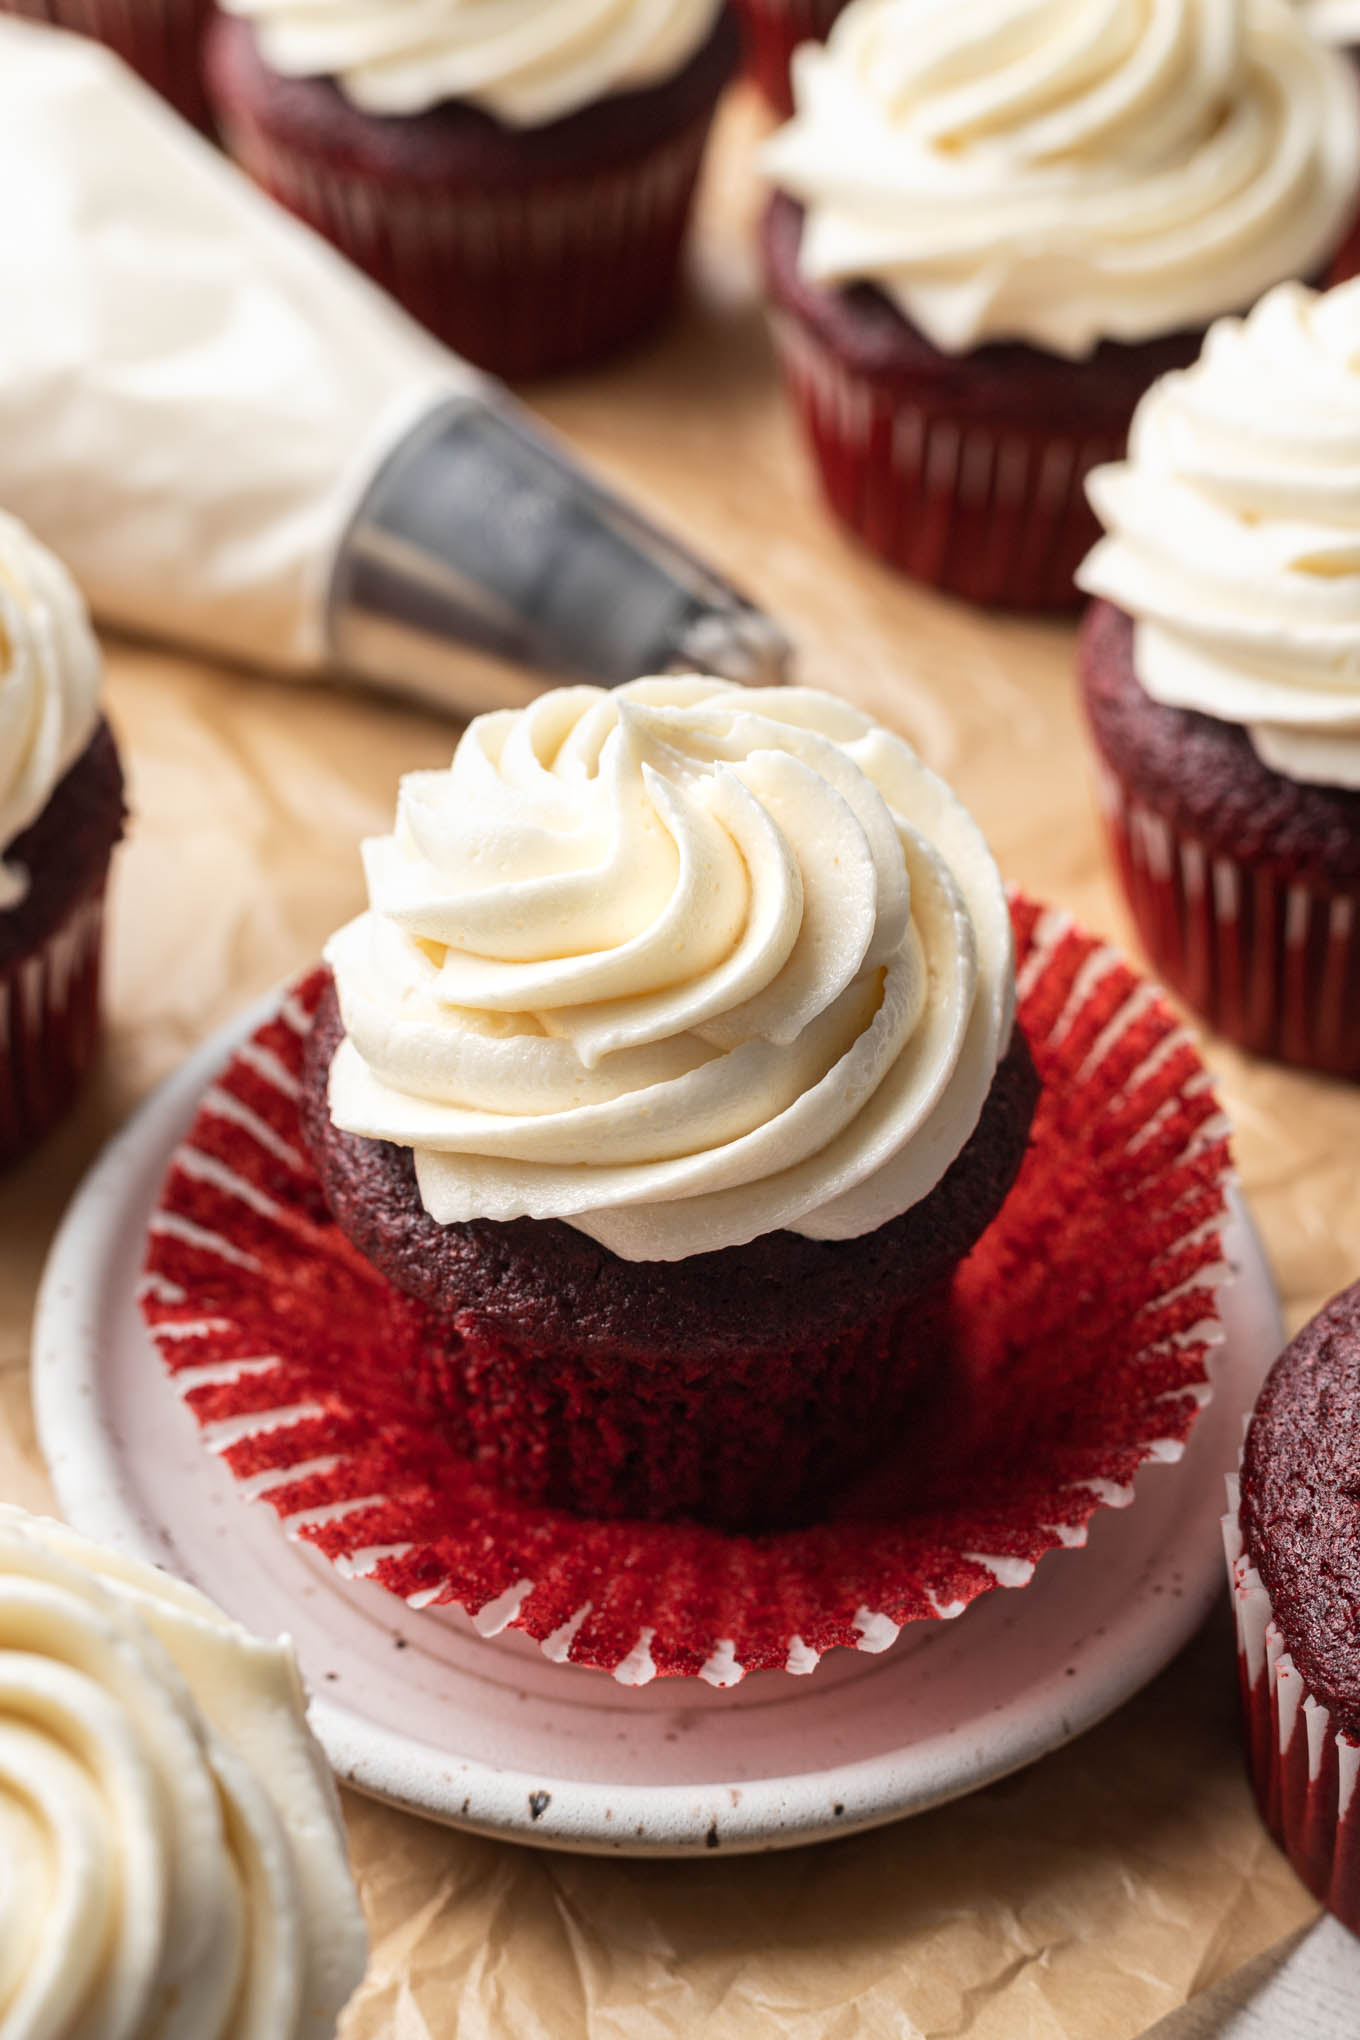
xmin=768 ymin=308 xmax=1127 ymax=610
xmin=1094 ymin=757 xmax=1360 ymax=1077
xmin=141 ymin=893 xmax=1233 ymax=1683
xmin=215 ymin=101 xmax=716 ymax=380
xmin=1225 ymin=1481 xmax=1360 ymax=1930
xmin=0 ymin=881 xmax=106 ymax=1168
xmin=0 ymin=0 xmax=215 ymax=129
xmin=732 ymin=0 xmax=847 ymax=115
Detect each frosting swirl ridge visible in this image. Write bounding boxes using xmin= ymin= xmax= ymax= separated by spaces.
xmin=1079 ymin=278 xmax=1360 ymax=787
xmin=0 ymin=511 xmax=102 ymax=910
xmin=218 ymin=0 xmax=724 ymax=122
xmin=325 ymin=678 xmax=1015 ymax=1262
xmin=760 ymin=0 xmax=1360 ymax=359
xmin=0 ymin=1508 xmax=367 ymax=2040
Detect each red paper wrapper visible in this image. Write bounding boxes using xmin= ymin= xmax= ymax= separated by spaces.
xmin=1094 ymin=756 xmax=1360 ymax=1078
xmin=732 ymin=0 xmax=848 ymax=115
xmin=1225 ymin=1479 xmax=1360 ymax=1931
xmin=0 ymin=882 xmax=106 ymax=1168
xmin=141 ymin=895 xmax=1233 ymax=1683
xmin=0 ymin=0 xmax=215 ymax=129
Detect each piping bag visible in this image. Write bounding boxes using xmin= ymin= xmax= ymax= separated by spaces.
xmin=0 ymin=20 xmax=789 ymax=715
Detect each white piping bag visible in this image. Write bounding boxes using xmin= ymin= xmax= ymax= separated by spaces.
xmin=0 ymin=21 xmax=788 ymax=713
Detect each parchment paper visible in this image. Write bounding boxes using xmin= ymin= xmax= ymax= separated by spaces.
xmin=1 ymin=87 xmax=1352 ymax=2038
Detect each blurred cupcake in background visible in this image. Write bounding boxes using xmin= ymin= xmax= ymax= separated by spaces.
xmin=0 ymin=512 xmax=124 ymax=1166
xmin=206 ymin=0 xmax=740 ymax=380
xmin=0 ymin=0 xmax=215 ymax=127
xmin=732 ymin=0 xmax=847 ymax=113
xmin=761 ymin=0 xmax=1360 ymax=610
xmin=1078 ymin=278 xmax=1360 ymax=1078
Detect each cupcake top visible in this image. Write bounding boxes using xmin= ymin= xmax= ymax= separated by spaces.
xmin=0 ymin=512 xmax=103 ymax=911
xmin=1080 ymin=277 xmax=1360 ymax=789
xmin=760 ymin=0 xmax=1360 ymax=359
xmin=217 ymin=0 xmax=725 ymax=122
xmin=0 ymin=1507 xmax=367 ymax=2038
xmin=325 ymin=678 xmax=1015 ymax=1263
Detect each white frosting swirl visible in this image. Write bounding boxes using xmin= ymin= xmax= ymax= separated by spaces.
xmin=1079 ymin=278 xmax=1360 ymax=788
xmin=0 ymin=511 xmax=102 ymax=912
xmin=760 ymin=0 xmax=1360 ymax=359
xmin=218 ymin=0 xmax=724 ymax=123
xmin=1297 ymin=0 xmax=1360 ymax=47
xmin=0 ymin=1508 xmax=367 ymax=2040
xmin=325 ymin=678 xmax=1015 ymax=1263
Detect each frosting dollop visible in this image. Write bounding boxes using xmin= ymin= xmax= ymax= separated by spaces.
xmin=1079 ymin=278 xmax=1360 ymax=788
xmin=0 ymin=1507 xmax=367 ymax=2040
xmin=760 ymin=0 xmax=1360 ymax=359
xmin=0 ymin=511 xmax=102 ymax=911
xmin=325 ymin=678 xmax=1014 ymax=1263
xmin=218 ymin=0 xmax=724 ymax=122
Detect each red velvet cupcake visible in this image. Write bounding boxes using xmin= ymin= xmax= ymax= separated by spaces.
xmin=205 ymin=0 xmax=739 ymax=380
xmin=0 ymin=0 xmax=215 ymax=128
xmin=0 ymin=513 xmax=125 ymax=1166
xmin=1226 ymin=1282 xmax=1360 ymax=1934
xmin=732 ymin=0 xmax=846 ymax=114
xmin=760 ymin=0 xmax=1360 ymax=610
xmin=1079 ymin=279 xmax=1360 ymax=1077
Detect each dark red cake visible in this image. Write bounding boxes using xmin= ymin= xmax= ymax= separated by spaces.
xmin=0 ymin=0 xmax=215 ymax=129
xmin=732 ymin=0 xmax=847 ymax=115
xmin=0 ymin=719 xmax=125 ymax=1165
xmin=1080 ymin=598 xmax=1360 ymax=1075
xmin=1228 ymin=1284 xmax=1360 ymax=1931
xmin=299 ymin=972 xmax=1039 ymax=1529
xmin=205 ymin=8 xmax=740 ymax=379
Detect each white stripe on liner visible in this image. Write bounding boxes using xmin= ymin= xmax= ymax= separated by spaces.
xmin=147 ymin=1214 xmax=261 ymax=1273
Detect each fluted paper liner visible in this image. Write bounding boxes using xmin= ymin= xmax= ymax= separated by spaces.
xmin=140 ymin=893 xmax=1232 ymax=1683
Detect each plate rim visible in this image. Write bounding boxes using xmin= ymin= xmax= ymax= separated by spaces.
xmin=32 ymin=995 xmax=1282 ymax=1856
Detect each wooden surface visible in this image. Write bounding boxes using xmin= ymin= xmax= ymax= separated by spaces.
xmin=4 ymin=85 xmax=1358 ymax=2038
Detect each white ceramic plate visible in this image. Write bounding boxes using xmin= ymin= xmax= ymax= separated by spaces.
xmin=33 ymin=1001 xmax=1282 ymax=1857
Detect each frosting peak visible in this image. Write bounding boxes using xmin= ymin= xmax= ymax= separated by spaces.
xmin=325 ymin=678 xmax=1014 ymax=1262
xmin=1079 ymin=278 xmax=1360 ymax=788
xmin=219 ymin=0 xmax=724 ymax=123
xmin=0 ymin=511 xmax=102 ymax=910
xmin=761 ymin=0 xmax=1360 ymax=358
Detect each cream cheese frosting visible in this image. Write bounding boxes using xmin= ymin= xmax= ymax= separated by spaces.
xmin=218 ymin=0 xmax=724 ymax=123
xmin=0 ymin=1507 xmax=367 ymax=2040
xmin=325 ymin=677 xmax=1015 ymax=1263
xmin=1080 ymin=278 xmax=1360 ymax=789
xmin=760 ymin=0 xmax=1360 ymax=359
xmin=0 ymin=512 xmax=102 ymax=912
xmin=1297 ymin=0 xmax=1360 ymax=46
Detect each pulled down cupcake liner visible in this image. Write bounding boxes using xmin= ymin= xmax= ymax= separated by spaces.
xmin=215 ymin=107 xmax=715 ymax=381
xmin=0 ymin=883 xmax=106 ymax=1168
xmin=768 ymin=309 xmax=1124 ymax=611
xmin=1 ymin=0 xmax=215 ymax=129
xmin=1094 ymin=757 xmax=1360 ymax=1078
xmin=141 ymin=893 xmax=1233 ymax=1683
xmin=1224 ymin=1476 xmax=1360 ymax=1932
xmin=733 ymin=0 xmax=848 ymax=115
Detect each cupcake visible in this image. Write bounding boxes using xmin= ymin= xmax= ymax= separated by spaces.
xmin=298 ymin=678 xmax=1036 ymax=1531
xmin=1225 ymin=1285 xmax=1360 ymax=1935
xmin=0 ymin=1505 xmax=367 ymax=2032
xmin=0 ymin=0 xmax=215 ymax=128
xmin=205 ymin=0 xmax=740 ymax=380
xmin=760 ymin=0 xmax=1360 ymax=610
xmin=0 ymin=512 xmax=124 ymax=1166
xmin=1078 ymin=278 xmax=1360 ymax=1077
xmin=733 ymin=0 xmax=847 ymax=114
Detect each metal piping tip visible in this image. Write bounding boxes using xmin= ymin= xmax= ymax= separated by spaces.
xmin=674 ymin=606 xmax=794 ymax=689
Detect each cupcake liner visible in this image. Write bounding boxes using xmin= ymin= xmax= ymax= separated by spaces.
xmin=1224 ymin=1477 xmax=1360 ymax=1930
xmin=733 ymin=0 xmax=848 ymax=115
xmin=141 ymin=893 xmax=1233 ymax=1683
xmin=769 ymin=309 xmax=1123 ymax=610
xmin=215 ymin=103 xmax=715 ymax=380
xmin=0 ymin=0 xmax=214 ymax=129
xmin=1094 ymin=757 xmax=1360 ymax=1077
xmin=0 ymin=882 xmax=106 ymax=1167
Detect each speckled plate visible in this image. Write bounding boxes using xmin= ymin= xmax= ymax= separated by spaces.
xmin=33 ymin=1000 xmax=1281 ymax=1857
